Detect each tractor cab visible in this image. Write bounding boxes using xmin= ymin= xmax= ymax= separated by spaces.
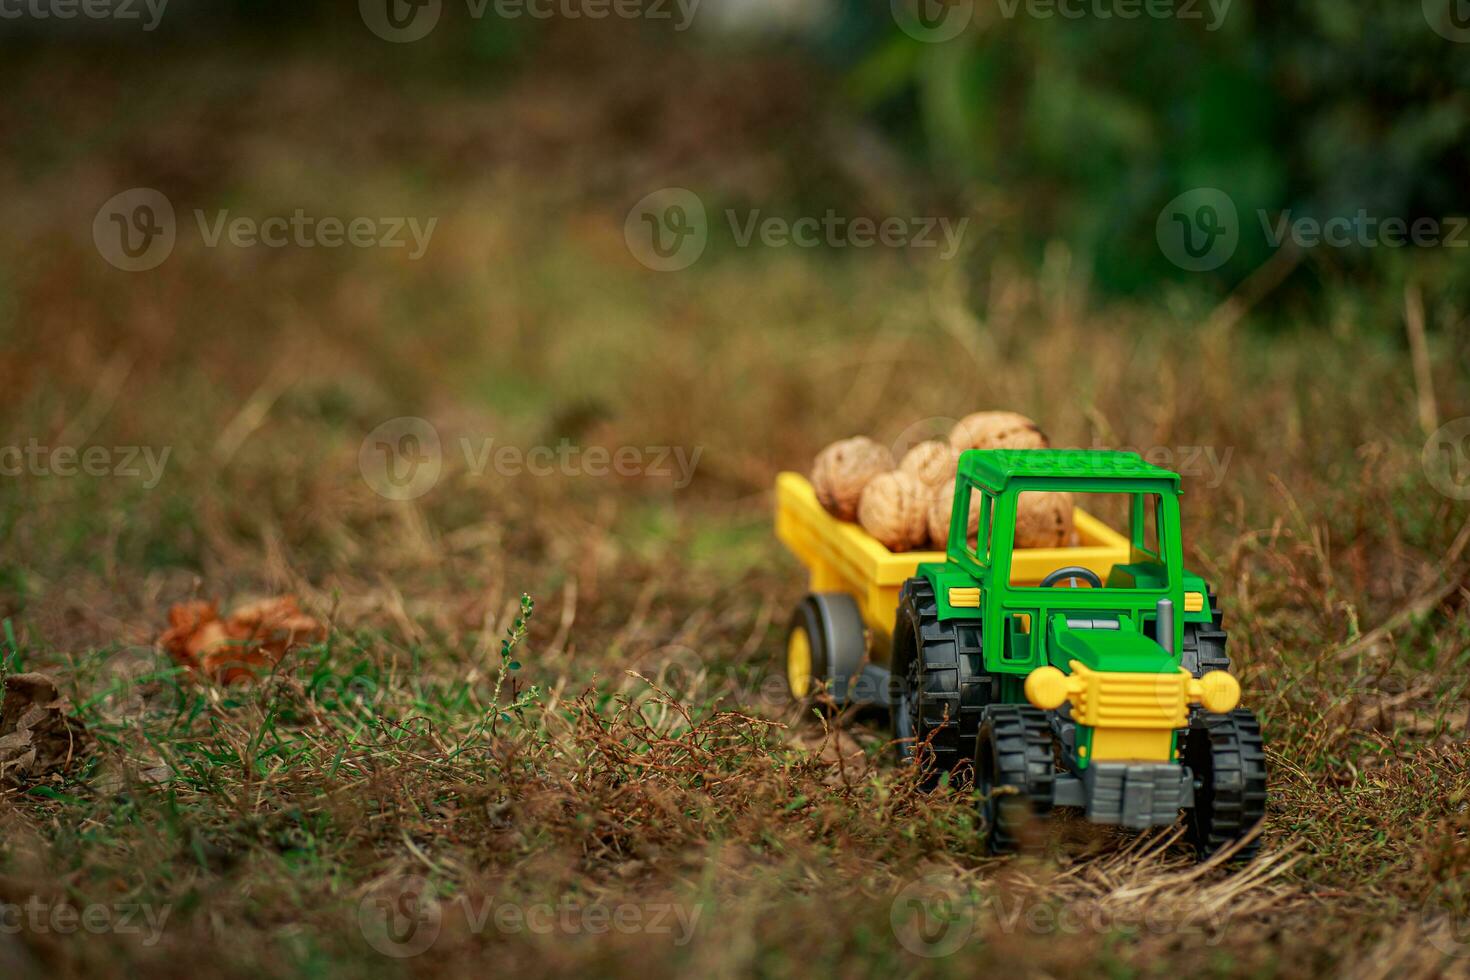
xmin=925 ymin=450 xmax=1204 ymax=680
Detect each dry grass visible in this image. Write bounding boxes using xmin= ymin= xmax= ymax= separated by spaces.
xmin=1 ymin=30 xmax=1468 ymax=980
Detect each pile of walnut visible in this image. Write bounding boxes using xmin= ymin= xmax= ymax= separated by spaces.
xmin=810 ymin=411 xmax=1075 ymax=553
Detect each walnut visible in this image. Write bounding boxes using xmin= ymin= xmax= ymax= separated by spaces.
xmin=858 ymin=470 xmax=931 ymax=552
xmin=811 ymin=436 xmax=894 ymax=521
xmin=899 ymin=440 xmax=961 ymax=488
xmin=1015 ymin=490 xmax=1075 ymax=549
xmin=949 ymin=411 xmax=1049 ymax=452
xmin=927 ymin=480 xmax=981 ymax=550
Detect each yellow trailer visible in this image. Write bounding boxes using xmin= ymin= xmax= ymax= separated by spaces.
xmin=774 ymin=470 xmax=1131 ymax=667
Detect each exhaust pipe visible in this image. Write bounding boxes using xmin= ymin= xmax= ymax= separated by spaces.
xmin=1156 ymin=598 xmax=1174 ymax=655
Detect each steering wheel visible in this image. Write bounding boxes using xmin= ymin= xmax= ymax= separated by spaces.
xmin=1038 ymin=565 xmax=1103 ymax=589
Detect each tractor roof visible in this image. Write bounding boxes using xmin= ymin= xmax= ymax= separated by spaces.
xmin=960 ymin=449 xmax=1182 ymax=491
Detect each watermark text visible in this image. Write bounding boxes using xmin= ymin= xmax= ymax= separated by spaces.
xmin=0 ymin=441 xmax=171 ymax=489
xmin=0 ymin=898 xmax=171 ymax=947
xmin=0 ymin=0 xmax=167 ymax=31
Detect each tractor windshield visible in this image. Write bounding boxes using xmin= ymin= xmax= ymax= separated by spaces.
xmin=1006 ymin=489 xmax=1170 ymax=589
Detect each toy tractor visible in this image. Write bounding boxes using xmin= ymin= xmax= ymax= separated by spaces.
xmin=775 ymin=449 xmax=1266 ymax=857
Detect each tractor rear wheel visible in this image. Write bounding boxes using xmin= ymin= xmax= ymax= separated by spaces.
xmin=888 ymin=578 xmax=993 ymax=789
xmin=1183 ymin=707 xmax=1267 ymax=860
xmin=1181 ymin=590 xmax=1231 ymax=676
xmin=784 ymin=593 xmax=867 ymax=707
xmin=1180 ymin=592 xmax=1231 ymax=727
xmin=976 ymin=705 xmax=1056 ymax=854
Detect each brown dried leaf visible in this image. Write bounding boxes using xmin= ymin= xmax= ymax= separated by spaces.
xmin=158 ymin=595 xmax=326 ymax=684
xmin=0 ymin=673 xmax=92 ymax=786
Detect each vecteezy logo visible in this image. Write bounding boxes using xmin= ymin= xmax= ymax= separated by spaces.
xmin=1425 ymin=0 xmax=1470 ymax=42
xmin=623 ymin=188 xmax=708 ymax=272
xmin=358 ymin=875 xmax=442 ymax=958
xmin=1156 ymin=188 xmax=1239 ymax=272
xmin=1423 ymin=418 xmax=1470 ymax=501
xmin=891 ymin=0 xmax=974 ymax=42
xmin=888 ymin=415 xmax=962 ymax=467
xmin=360 ymin=0 xmax=442 ymax=42
xmin=359 ymin=417 xmax=443 ymax=501
xmin=890 ymin=873 xmax=975 ymax=958
xmin=93 ymin=188 xmax=176 ymax=272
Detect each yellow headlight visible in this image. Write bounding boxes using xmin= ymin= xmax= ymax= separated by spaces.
xmin=1192 ymin=670 xmax=1241 ymax=714
xmin=1024 ymin=666 xmax=1071 ymax=711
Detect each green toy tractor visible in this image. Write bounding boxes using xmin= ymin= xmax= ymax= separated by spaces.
xmin=774 ymin=448 xmax=1266 ymax=857
xmin=889 ymin=449 xmax=1265 ymax=856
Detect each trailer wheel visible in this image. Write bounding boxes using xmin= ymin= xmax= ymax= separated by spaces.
xmin=1183 ymin=707 xmax=1267 ymax=860
xmin=976 ymin=705 xmax=1055 ymax=855
xmin=889 ymin=577 xmax=993 ymax=788
xmin=784 ymin=593 xmax=866 ymax=706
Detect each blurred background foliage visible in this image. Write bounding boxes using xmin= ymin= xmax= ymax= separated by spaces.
xmin=840 ymin=0 xmax=1470 ymax=296
xmin=6 ymin=0 xmax=1468 ymax=320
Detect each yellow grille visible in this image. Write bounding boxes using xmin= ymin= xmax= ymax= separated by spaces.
xmin=1024 ymin=661 xmax=1241 ymax=763
xmin=1068 ymin=661 xmax=1190 ymax=730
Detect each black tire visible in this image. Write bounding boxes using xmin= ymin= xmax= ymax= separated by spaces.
xmin=1181 ymin=590 xmax=1230 ymax=677
xmin=976 ymin=705 xmax=1055 ymax=854
xmin=888 ymin=578 xmax=994 ymax=788
xmin=784 ymin=593 xmax=867 ymax=706
xmin=1179 ymin=592 xmax=1230 ymax=728
xmin=1184 ymin=707 xmax=1267 ymax=860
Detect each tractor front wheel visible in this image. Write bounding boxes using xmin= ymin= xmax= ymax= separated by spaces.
xmin=976 ymin=705 xmax=1056 ymax=854
xmin=1183 ymin=707 xmax=1267 ymax=860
